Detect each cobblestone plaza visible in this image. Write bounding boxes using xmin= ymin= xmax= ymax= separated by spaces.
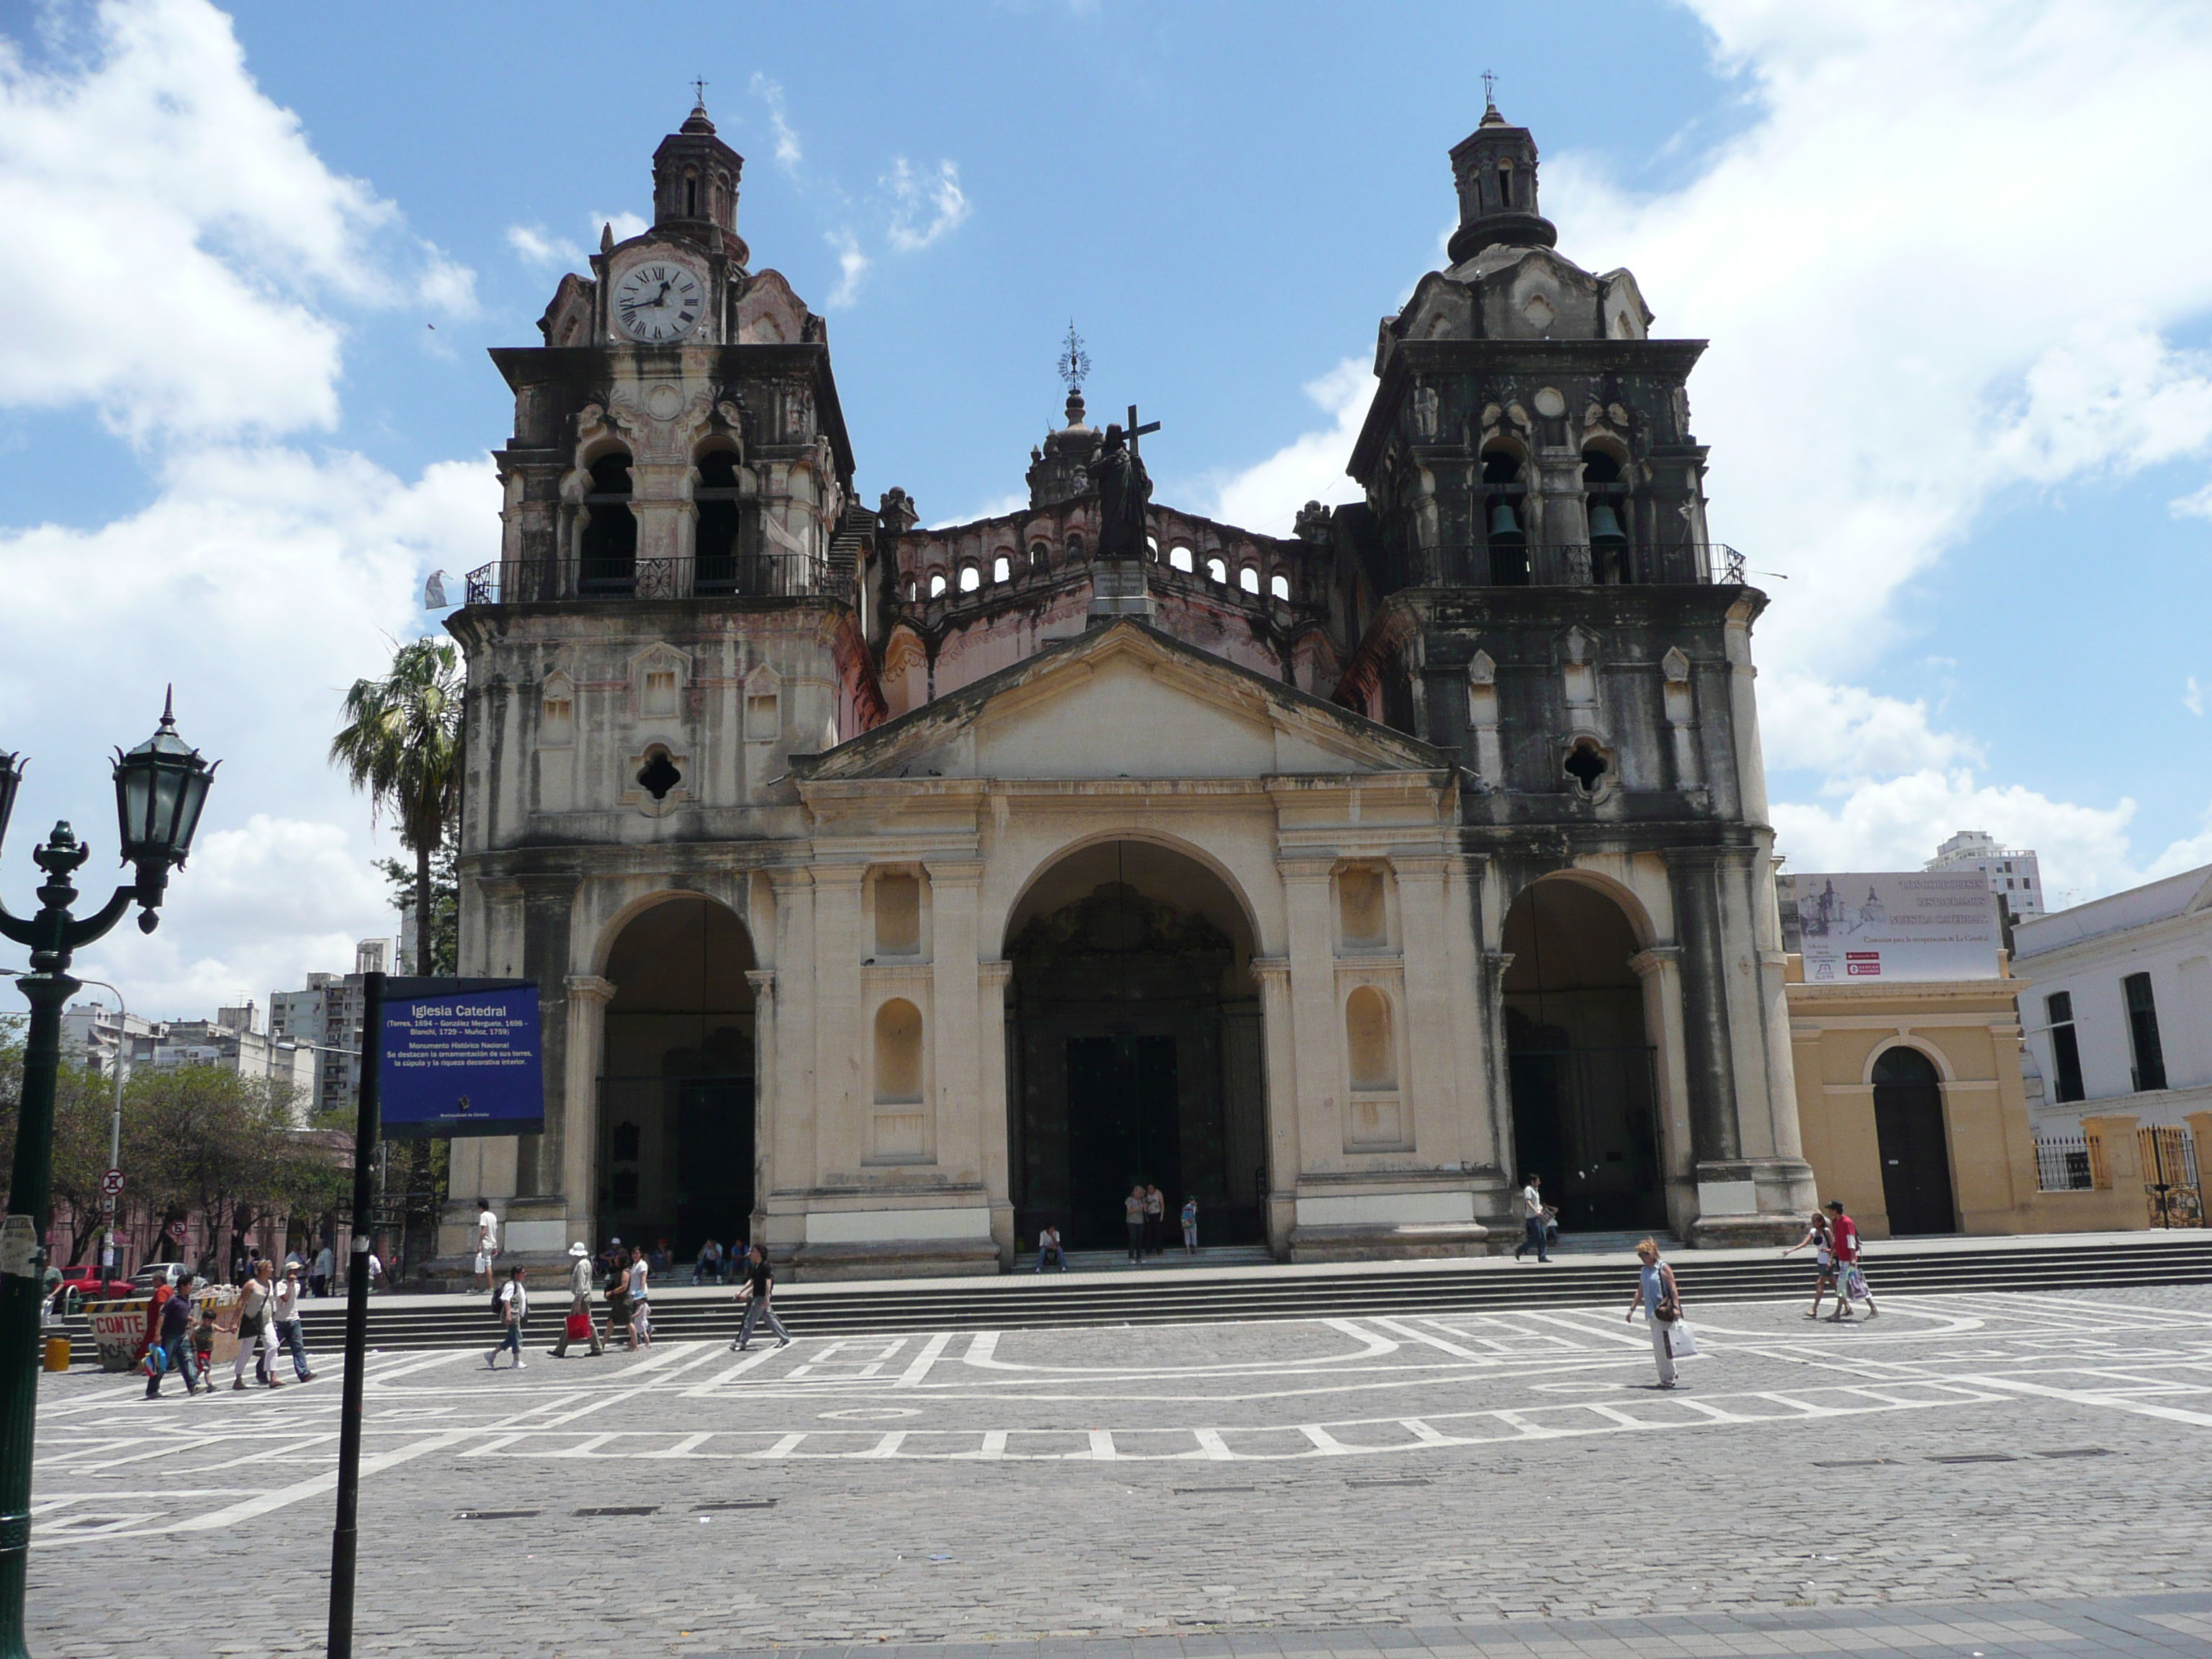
xmin=27 ymin=1285 xmax=2212 ymax=1655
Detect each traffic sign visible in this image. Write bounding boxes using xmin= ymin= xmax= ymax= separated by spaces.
xmin=99 ymin=1168 xmax=124 ymax=1198
xmin=166 ymin=1220 xmax=186 ymax=1243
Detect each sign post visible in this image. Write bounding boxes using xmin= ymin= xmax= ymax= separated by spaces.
xmin=326 ymin=976 xmax=538 ymax=1658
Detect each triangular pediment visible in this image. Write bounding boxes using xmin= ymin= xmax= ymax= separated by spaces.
xmin=794 ymin=621 xmax=1450 ymax=785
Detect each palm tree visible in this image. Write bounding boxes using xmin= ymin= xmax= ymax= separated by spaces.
xmin=331 ymin=638 xmax=464 ymax=979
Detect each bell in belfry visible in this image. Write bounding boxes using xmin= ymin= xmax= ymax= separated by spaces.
xmin=1587 ymin=501 xmax=1626 ymax=546
xmin=1488 ymin=499 xmax=1524 ymax=541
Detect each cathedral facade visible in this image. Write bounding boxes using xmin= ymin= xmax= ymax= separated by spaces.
xmin=441 ymin=99 xmax=1815 ymax=1278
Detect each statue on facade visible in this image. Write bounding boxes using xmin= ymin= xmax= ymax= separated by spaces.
xmin=1094 ymin=422 xmax=1154 ymax=561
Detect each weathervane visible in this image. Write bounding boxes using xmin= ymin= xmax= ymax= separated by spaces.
xmin=1057 ymin=321 xmax=1092 ymax=397
xmin=1481 ymin=69 xmax=1497 ymax=111
xmin=691 ymin=76 xmax=709 ymax=107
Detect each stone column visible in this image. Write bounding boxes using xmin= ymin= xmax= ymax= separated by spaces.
xmin=1666 ymin=853 xmax=1739 ymax=1163
xmin=560 ymin=976 xmax=616 ymax=1249
xmin=1279 ymin=858 xmax=1339 ymax=1172
xmin=1627 ymin=945 xmax=1694 ymax=1196
xmin=745 ymin=968 xmax=777 ymax=1241
xmin=927 ymin=861 xmax=986 ymax=1182
xmin=813 ymin=866 xmax=866 ymax=1175
xmin=979 ymin=960 xmax=1015 ymax=1262
xmin=763 ymin=869 xmax=816 ymax=1251
xmin=1250 ymin=957 xmax=1298 ymax=1253
xmin=1393 ymin=855 xmax=1458 ymax=1161
xmin=2080 ymin=1113 xmax=2142 ymax=1195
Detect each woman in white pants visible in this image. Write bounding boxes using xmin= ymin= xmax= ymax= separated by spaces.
xmin=1624 ymin=1238 xmax=1684 ymax=1390
xmin=233 ymin=1261 xmax=284 ymax=1390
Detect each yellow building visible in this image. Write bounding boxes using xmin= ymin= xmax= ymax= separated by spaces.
xmin=1785 ymin=962 xmax=2149 ymax=1238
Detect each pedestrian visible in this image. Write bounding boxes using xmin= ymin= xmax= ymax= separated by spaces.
xmin=143 ymin=1278 xmax=202 ymax=1398
xmin=1036 ymin=1226 xmax=1066 ymax=1272
xmin=549 ymin=1241 xmax=604 ymax=1357
xmin=626 ymin=1245 xmax=652 ymax=1349
xmin=364 ymin=1249 xmax=383 ymax=1295
xmin=474 ymin=1198 xmax=500 ymax=1294
xmin=1144 ymin=1184 xmax=1166 ymax=1255
xmin=693 ymin=1238 xmax=721 ymax=1286
xmin=1124 ymin=1184 xmax=1147 ymax=1264
xmin=1513 ymin=1172 xmax=1552 ymax=1262
xmin=730 ymin=1243 xmax=792 ymax=1350
xmin=603 ymin=1251 xmax=630 ymax=1348
xmin=1782 ymin=1210 xmax=1836 ymax=1319
xmin=233 ymin=1260 xmax=284 ymax=1390
xmin=1181 ymin=1195 xmax=1199 ymax=1256
xmin=192 ymin=1286 xmax=217 ymax=1379
xmin=1624 ymin=1236 xmax=1686 ymax=1390
xmin=271 ymin=1264 xmax=315 ymax=1382
xmin=486 ymin=1264 xmax=528 ymax=1370
xmin=1824 ymin=1199 xmax=1879 ymax=1321
xmin=310 ymin=1241 xmax=334 ymax=1299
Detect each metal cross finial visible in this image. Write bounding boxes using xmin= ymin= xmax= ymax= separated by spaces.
xmin=1057 ymin=321 xmax=1091 ymax=395
xmin=1482 ymin=69 xmax=1497 ymax=110
xmin=692 ymin=76 xmax=709 ymax=107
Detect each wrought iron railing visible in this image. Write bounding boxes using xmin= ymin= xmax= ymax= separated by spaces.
xmin=2035 ymin=1134 xmax=2096 ymax=1192
xmin=1384 ymin=541 xmax=1745 ymax=590
xmin=463 ymin=552 xmax=827 ymax=606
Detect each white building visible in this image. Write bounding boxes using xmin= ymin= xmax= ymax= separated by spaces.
xmin=59 ymin=1001 xmax=158 ymax=1077
xmin=107 ymin=1002 xmax=318 ymax=1118
xmin=2011 ymin=865 xmax=2212 ymax=1136
xmin=269 ymin=939 xmax=393 ymax=1118
xmin=1928 ymin=829 xmax=2044 ymax=919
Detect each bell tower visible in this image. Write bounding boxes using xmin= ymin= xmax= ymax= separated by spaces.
xmin=651 ymin=97 xmax=748 ymax=264
xmin=1446 ymin=94 xmax=1557 ymax=262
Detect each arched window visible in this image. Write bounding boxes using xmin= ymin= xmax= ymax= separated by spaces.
xmin=684 ymin=170 xmax=699 ymax=218
xmin=1030 ymin=541 xmax=1050 ymax=569
xmin=1169 ymin=544 xmax=1195 ymax=573
xmin=904 ymin=575 xmax=918 ymax=602
xmin=580 ymin=451 xmax=637 ymax=594
xmin=1582 ymin=447 xmax=1631 ymax=585
xmin=694 ymin=449 xmax=744 ymax=595
xmin=992 ymin=552 xmax=1012 ymax=584
xmin=1480 ymin=446 xmax=1529 ymax=586
xmin=873 ymin=999 xmax=924 ymax=1103
xmin=1146 ymin=534 xmax=1159 ymax=559
xmin=1238 ymin=564 xmax=1260 ymax=594
xmin=1346 ymin=986 xmax=1397 ymax=1091
xmin=958 ymin=563 xmax=981 ymax=593
xmin=1496 ymin=161 xmax=1513 ymax=210
xmin=1066 ymin=534 xmax=1084 ymax=559
xmin=1270 ymin=571 xmax=1291 ymax=601
xmin=929 ymin=571 xmax=948 ymax=598
xmin=1204 ymin=555 xmax=1228 ymax=585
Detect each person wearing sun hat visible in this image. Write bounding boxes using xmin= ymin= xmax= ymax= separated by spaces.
xmin=548 ymin=1241 xmax=603 ymax=1357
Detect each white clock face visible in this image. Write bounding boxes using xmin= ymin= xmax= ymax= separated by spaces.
xmin=612 ymin=260 xmax=705 ymax=343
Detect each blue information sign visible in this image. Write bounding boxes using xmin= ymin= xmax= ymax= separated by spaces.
xmin=377 ymin=978 xmax=543 ymax=1140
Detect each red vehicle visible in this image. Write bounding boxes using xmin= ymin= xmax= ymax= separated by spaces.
xmin=54 ymin=1265 xmax=135 ymax=1303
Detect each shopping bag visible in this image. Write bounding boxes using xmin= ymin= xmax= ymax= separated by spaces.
xmin=1844 ymin=1266 xmax=1869 ymax=1300
xmin=1665 ymin=1320 xmax=1701 ymax=1359
xmin=565 ymin=1312 xmax=593 ymax=1341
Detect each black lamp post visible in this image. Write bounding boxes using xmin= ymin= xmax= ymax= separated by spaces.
xmin=0 ymin=692 xmax=215 ymax=1657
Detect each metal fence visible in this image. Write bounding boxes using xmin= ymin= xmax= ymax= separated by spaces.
xmin=464 ymin=552 xmax=826 ymax=605
xmin=2035 ymin=1134 xmax=2096 ymax=1192
xmin=1382 ymin=541 xmax=1745 ymax=590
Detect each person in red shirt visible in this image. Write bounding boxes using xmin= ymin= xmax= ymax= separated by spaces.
xmin=1823 ymin=1199 xmax=1879 ymax=1321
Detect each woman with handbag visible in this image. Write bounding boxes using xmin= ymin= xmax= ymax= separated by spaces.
xmin=549 ymin=1241 xmax=603 ymax=1357
xmin=1624 ymin=1237 xmax=1686 ymax=1390
xmin=1781 ymin=1210 xmax=1836 ymax=1319
xmin=232 ymin=1261 xmax=284 ymax=1390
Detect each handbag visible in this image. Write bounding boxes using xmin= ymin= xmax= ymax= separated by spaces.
xmin=1665 ymin=1320 xmax=1701 ymax=1359
xmin=565 ymin=1311 xmax=593 ymax=1341
xmin=1844 ymin=1265 xmax=1869 ymax=1300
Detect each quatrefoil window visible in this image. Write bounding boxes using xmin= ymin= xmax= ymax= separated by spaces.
xmin=1564 ymin=740 xmax=1609 ymax=793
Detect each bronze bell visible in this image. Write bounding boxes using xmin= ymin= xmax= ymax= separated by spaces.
xmin=1588 ymin=501 xmax=1627 ymax=545
xmin=1488 ymin=499 xmax=1524 ymax=541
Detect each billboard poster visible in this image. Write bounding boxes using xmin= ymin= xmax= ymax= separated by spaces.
xmin=377 ymin=978 xmax=544 ymax=1140
xmin=1788 ymin=871 xmax=2001 ymax=983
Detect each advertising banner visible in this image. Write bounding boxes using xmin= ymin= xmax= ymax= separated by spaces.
xmin=377 ymin=978 xmax=544 ymax=1140
xmin=86 ymin=1301 xmax=150 ymax=1372
xmin=1788 ymin=871 xmax=2002 ymax=983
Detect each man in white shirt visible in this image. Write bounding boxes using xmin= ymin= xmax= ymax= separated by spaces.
xmin=475 ymin=1199 xmax=500 ymax=1292
xmin=1513 ymin=1172 xmax=1552 ymax=1264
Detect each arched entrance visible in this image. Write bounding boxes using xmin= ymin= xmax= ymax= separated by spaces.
xmin=1502 ymin=878 xmax=1665 ymax=1232
xmin=1006 ymin=840 xmax=1267 ymax=1251
xmin=598 ymin=896 xmax=757 ymax=1255
xmin=1871 ymin=1047 xmax=1956 ymax=1235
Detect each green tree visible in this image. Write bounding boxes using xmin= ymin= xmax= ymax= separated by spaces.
xmin=331 ymin=636 xmax=464 ymax=979
xmin=125 ymin=1066 xmax=340 ymax=1274
xmin=375 ymin=841 xmax=457 ymax=975
xmin=0 ymin=1017 xmax=124 ymax=1264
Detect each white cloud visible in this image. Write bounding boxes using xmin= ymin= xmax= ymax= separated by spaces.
xmin=824 ymin=228 xmax=870 ymax=310
xmin=0 ymin=0 xmax=473 ymax=444
xmin=2175 ymin=480 xmax=2212 ymax=521
xmin=2188 ymin=677 xmax=2205 ymax=718
xmin=0 ymin=445 xmax=499 ymax=1011
xmin=593 ymin=210 xmax=648 ymax=245
xmin=884 ymin=158 xmax=970 ymax=253
xmin=751 ymin=73 xmax=801 ymax=172
xmin=506 ymin=223 xmax=583 ymax=269
xmin=1199 ymin=357 xmax=1371 ymax=535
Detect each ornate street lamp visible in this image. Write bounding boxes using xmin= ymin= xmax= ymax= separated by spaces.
xmin=0 ymin=693 xmax=216 ymax=1656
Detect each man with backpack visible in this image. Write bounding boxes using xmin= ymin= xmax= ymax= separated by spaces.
xmin=486 ymin=1264 xmax=529 ymax=1369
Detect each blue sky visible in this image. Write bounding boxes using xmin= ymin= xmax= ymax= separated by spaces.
xmin=1 ymin=0 xmax=2210 ymax=1014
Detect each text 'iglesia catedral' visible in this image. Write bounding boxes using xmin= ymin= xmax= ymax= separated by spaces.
xmin=439 ymin=95 xmax=1814 ymax=1280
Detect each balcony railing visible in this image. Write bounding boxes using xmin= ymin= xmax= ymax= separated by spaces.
xmin=1384 ymin=541 xmax=1745 ymax=590
xmin=463 ymin=552 xmax=827 ymax=606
